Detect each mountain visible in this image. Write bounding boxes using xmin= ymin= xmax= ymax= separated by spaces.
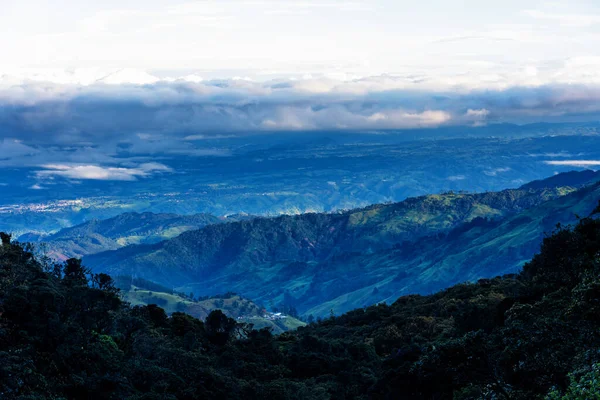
xmin=520 ymin=169 xmax=600 ymax=190
xmin=85 ymin=176 xmax=594 ymax=317
xmin=300 ymin=180 xmax=600 ymax=316
xmin=22 ymin=212 xmax=223 ymax=260
xmin=2 ymin=207 xmax=600 ymax=399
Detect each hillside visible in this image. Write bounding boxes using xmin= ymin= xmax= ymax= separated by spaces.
xmin=84 ymin=175 xmax=595 ymax=317
xmin=301 ymin=180 xmax=600 ymax=316
xmin=21 ymin=212 xmax=223 ymax=260
xmin=2 ymin=209 xmax=600 ymax=399
xmin=113 ymin=277 xmax=305 ymax=334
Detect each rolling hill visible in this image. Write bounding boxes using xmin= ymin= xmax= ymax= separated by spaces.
xmin=113 ymin=276 xmax=305 ymax=334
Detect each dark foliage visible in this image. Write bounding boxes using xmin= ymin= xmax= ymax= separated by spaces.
xmin=2 ymin=213 xmax=600 ymax=399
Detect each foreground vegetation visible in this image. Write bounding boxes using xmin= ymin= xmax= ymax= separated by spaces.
xmin=1 ymin=203 xmax=600 ymax=399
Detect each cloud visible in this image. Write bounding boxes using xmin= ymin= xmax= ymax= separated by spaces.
xmin=34 ymin=162 xmax=173 ymax=181
xmin=466 ymin=109 xmax=490 ymax=117
xmin=544 ymin=160 xmax=600 ymax=167
xmin=183 ymin=134 xmax=237 ymax=140
xmin=0 ymin=139 xmax=39 ymax=159
xmin=465 ymin=108 xmax=490 ymax=126
xmin=527 ymin=152 xmax=577 ymax=158
xmin=4 ymin=74 xmax=600 ymax=141
xmin=447 ymin=175 xmax=466 ymax=181
xmin=523 ymin=10 xmax=600 ymax=28
xmin=2 ymin=73 xmax=600 ymax=175
xmin=99 ymin=68 xmax=161 ymax=85
xmin=483 ymin=167 xmax=511 ymax=177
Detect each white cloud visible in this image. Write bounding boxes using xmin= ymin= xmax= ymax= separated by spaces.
xmin=35 ymin=163 xmax=173 ymax=181
xmin=97 ymin=68 xmax=160 ymax=85
xmin=183 ymin=134 xmax=236 ymax=140
xmin=466 ymin=109 xmax=490 ymax=117
xmin=465 ymin=108 xmax=490 ymax=126
xmin=544 ymin=160 xmax=600 ymax=167
xmin=527 ymin=152 xmax=575 ymax=158
xmin=258 ymin=106 xmax=452 ymax=131
xmin=484 ymin=167 xmax=511 ymax=177
xmin=371 ymin=110 xmax=452 ymax=128
xmin=523 ymin=10 xmax=600 ymax=28
xmin=447 ymin=175 xmax=466 ymax=181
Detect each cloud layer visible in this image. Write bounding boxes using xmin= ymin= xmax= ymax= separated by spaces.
xmin=4 ymin=71 xmax=600 ymax=142
xmin=2 ymin=71 xmax=600 ymax=183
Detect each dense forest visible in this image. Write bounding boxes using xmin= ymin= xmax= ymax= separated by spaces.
xmin=1 ymin=203 xmax=600 ymax=399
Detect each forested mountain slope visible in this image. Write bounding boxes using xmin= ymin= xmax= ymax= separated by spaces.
xmin=1 ymin=208 xmax=600 ymax=399
xmin=86 ymin=186 xmax=571 ymax=278
xmin=84 ymin=175 xmax=597 ymax=316
xmin=301 ymin=180 xmax=600 ymax=316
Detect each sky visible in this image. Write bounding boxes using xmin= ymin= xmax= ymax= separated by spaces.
xmin=2 ymin=0 xmax=600 ymax=80
xmin=1 ymin=0 xmax=600 ymax=182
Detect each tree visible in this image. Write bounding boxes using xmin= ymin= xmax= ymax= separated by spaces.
xmin=547 ymin=364 xmax=600 ymax=399
xmin=592 ymin=200 xmax=600 ymax=216
xmin=63 ymin=258 xmax=89 ymax=286
xmin=205 ymin=309 xmax=237 ymax=345
xmin=91 ymin=273 xmax=118 ymax=294
xmin=0 ymin=232 xmax=11 ymax=246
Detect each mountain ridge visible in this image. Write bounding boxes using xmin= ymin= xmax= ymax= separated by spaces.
xmin=2 ymin=204 xmax=600 ymax=398
xmin=21 ymin=211 xmax=226 ymax=260
xmin=84 ymin=172 xmax=599 ymax=316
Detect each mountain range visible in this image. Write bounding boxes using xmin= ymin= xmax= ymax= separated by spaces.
xmin=81 ymin=170 xmax=600 ymax=317
xmin=2 ymin=197 xmax=600 ymax=399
